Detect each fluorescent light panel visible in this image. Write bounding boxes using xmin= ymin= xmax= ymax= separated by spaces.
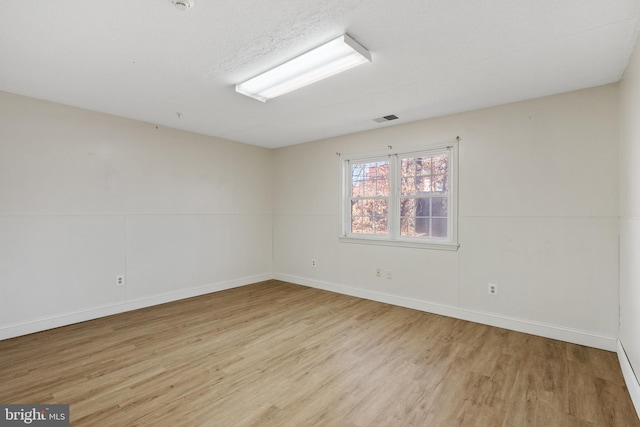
xmin=236 ymin=34 xmax=371 ymax=102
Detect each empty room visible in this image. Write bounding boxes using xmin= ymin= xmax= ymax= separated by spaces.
xmin=1 ymin=1 xmax=640 ymax=425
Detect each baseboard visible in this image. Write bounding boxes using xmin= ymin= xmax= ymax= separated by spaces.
xmin=618 ymin=341 xmax=640 ymax=419
xmin=3 ymin=272 xmax=619 ymax=352
xmin=0 ymin=273 xmax=273 ymax=341
xmin=274 ymin=273 xmax=618 ymax=352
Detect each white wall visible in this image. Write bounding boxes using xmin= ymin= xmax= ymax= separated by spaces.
xmin=619 ymin=37 xmax=640 ymax=408
xmin=274 ymin=85 xmax=620 ymax=350
xmin=0 ymin=84 xmax=623 ymax=353
xmin=0 ymin=91 xmax=273 ymax=339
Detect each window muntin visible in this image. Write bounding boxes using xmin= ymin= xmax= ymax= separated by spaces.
xmin=343 ymin=144 xmax=457 ymax=249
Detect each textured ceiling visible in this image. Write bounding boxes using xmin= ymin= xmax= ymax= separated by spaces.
xmin=1 ymin=0 xmax=639 ymax=148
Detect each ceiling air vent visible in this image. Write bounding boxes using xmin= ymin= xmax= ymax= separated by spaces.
xmin=373 ymin=114 xmax=399 ymax=123
xmin=171 ymin=0 xmax=194 ymax=11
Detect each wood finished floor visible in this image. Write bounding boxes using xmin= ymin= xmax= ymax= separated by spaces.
xmin=0 ymin=280 xmax=638 ymax=426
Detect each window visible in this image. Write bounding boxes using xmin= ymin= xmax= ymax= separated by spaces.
xmin=341 ymin=142 xmax=458 ymax=250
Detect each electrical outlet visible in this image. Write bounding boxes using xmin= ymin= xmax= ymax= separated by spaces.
xmin=375 ymin=268 xmax=382 ymax=277
xmin=386 ymin=270 xmax=393 ymax=280
xmin=116 ymin=275 xmax=125 ymax=286
xmin=488 ymin=283 xmax=498 ymax=295
xmin=311 ymin=259 xmax=317 ymax=267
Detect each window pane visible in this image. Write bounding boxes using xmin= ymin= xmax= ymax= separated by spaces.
xmin=400 ymin=216 xmax=416 ymax=236
xmin=432 ymin=198 xmax=448 ymax=216
xmin=417 ymin=158 xmax=431 ymax=178
xmin=400 ymin=158 xmax=414 ymax=175
xmin=432 ymin=174 xmax=447 ymax=194
xmin=416 ymin=198 xmax=430 ymax=217
xmin=401 ymin=175 xmax=416 ymax=196
xmin=374 ymin=178 xmax=387 ymax=196
xmin=351 ymin=213 xmax=361 ymax=233
xmin=373 ymin=216 xmax=388 ymax=234
xmin=352 ymin=164 xmax=364 ymax=182
xmin=351 ymin=199 xmax=361 ymax=217
xmin=400 ymin=197 xmax=417 ymax=218
xmin=414 ymin=217 xmax=430 ymax=235
xmin=434 ymin=154 xmax=448 ymax=174
xmin=401 ymin=217 xmax=429 ymax=237
xmin=352 ymin=181 xmax=363 ymax=197
xmin=432 ymin=218 xmax=448 ymax=238
xmin=358 ymin=215 xmax=372 ymax=234
xmin=374 ymin=199 xmax=388 ymax=216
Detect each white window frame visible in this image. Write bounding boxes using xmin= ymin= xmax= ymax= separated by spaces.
xmin=340 ymin=141 xmax=459 ymax=251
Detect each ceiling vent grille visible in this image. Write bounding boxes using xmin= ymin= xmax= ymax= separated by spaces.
xmin=373 ymin=114 xmax=399 ymax=123
xmin=171 ymin=0 xmax=194 ymax=11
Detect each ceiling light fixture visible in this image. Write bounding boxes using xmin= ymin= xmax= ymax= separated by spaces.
xmin=171 ymin=0 xmax=194 ymax=11
xmin=235 ymin=34 xmax=371 ymax=102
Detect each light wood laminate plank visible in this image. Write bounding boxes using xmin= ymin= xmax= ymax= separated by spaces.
xmin=0 ymin=280 xmax=637 ymax=426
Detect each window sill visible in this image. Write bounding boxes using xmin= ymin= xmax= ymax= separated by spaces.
xmin=339 ymin=236 xmax=459 ymax=251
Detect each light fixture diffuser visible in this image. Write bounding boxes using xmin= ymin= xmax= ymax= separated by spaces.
xmin=236 ymin=34 xmax=371 ymax=102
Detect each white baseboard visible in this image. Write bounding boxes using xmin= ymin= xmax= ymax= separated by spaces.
xmin=0 ymin=273 xmax=273 ymax=341
xmin=2 ymin=272 xmax=619 ymax=353
xmin=274 ymin=273 xmax=618 ymax=352
xmin=618 ymin=341 xmax=640 ymax=419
